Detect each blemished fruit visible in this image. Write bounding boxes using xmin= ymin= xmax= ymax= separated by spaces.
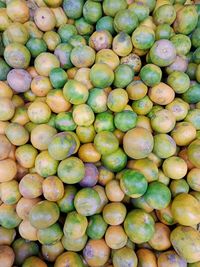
xmin=0 ymin=0 xmax=200 ymax=265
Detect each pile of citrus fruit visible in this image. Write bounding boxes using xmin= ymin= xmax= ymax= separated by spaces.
xmin=0 ymin=0 xmax=200 ymax=266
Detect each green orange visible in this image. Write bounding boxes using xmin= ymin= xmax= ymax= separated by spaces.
xmin=48 ymin=132 xmax=79 ymax=161
xmin=114 ymin=9 xmax=138 ymax=34
xmin=83 ymin=0 xmax=102 ymax=24
xmin=150 ymin=40 xmax=176 ymax=67
xmin=144 ymin=181 xmax=171 ymax=210
xmin=70 ymin=45 xmax=95 ymax=68
xmin=26 ymin=38 xmax=47 ymax=58
xmin=113 ymin=247 xmax=138 ymax=267
xmin=63 ymin=79 xmax=88 ymax=105
xmin=188 ymin=139 xmax=200 ymax=168
xmin=55 ymin=112 xmax=76 ymax=131
xmin=153 ymin=133 xmax=176 ymax=159
xmin=87 ymin=214 xmax=107 ymax=240
xmin=74 ymin=188 xmax=101 ymax=216
xmin=4 ymin=42 xmax=31 ymax=69
xmin=173 ymin=5 xmax=198 ymax=35
xmin=94 ymin=131 xmax=119 ymax=156
xmin=114 ymin=64 xmax=134 ymax=88
xmin=63 ymin=211 xmax=87 ymax=239
xmin=37 ymin=223 xmax=63 ymax=245
xmin=102 ymin=148 xmax=127 ymax=172
xmin=90 ymin=63 xmax=114 ymax=88
xmin=57 ymin=157 xmax=85 ymax=184
xmin=57 ymin=185 xmax=77 ymax=213
xmin=124 ymin=209 xmax=155 ymax=244
xmin=29 ymin=200 xmax=60 ymax=229
xmin=103 ymin=0 xmax=127 ymax=17
xmin=49 ymin=67 xmax=68 ymax=89
xmin=114 ymin=110 xmax=137 ymax=132
xmin=120 ymin=169 xmax=148 ymax=198
xmin=140 ymin=64 xmax=162 ymax=87
xmin=132 ymin=26 xmax=155 ymax=50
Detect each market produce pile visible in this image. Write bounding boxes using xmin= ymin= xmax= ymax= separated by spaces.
xmin=1 ymin=0 xmax=200 ymax=266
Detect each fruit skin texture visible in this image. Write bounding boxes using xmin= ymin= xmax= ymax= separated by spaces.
xmin=83 ymin=239 xmax=110 ymax=267
xmin=63 ymin=211 xmax=87 ymax=240
xmin=144 ymin=181 xmax=171 ymax=210
xmin=148 ymin=82 xmax=175 ymax=105
xmin=6 ymin=0 xmax=29 ymax=23
xmin=124 ymin=209 xmax=155 ymax=244
xmin=132 ymin=26 xmax=155 ymax=50
xmin=150 ymin=39 xmax=176 ymax=67
xmin=74 ymin=188 xmax=101 ymax=216
xmin=29 ymin=200 xmax=60 ymax=229
xmin=140 ymin=64 xmax=162 ymax=87
xmin=4 ymin=43 xmax=31 ymax=69
xmin=187 ymin=139 xmax=200 ymax=168
xmin=113 ymin=247 xmax=138 ymax=267
xmin=123 ymin=127 xmax=154 ymax=159
xmin=90 ymin=63 xmax=114 ymax=88
xmin=173 ymin=5 xmax=198 ymax=35
xmin=7 ymin=69 xmax=32 ymax=93
xmin=171 ymin=193 xmax=200 ymax=226
xmin=120 ymin=169 xmax=148 ymax=198
xmin=136 ymin=248 xmax=157 ymax=267
xmin=157 ymin=250 xmax=187 ymax=267
xmin=0 ymin=245 xmax=15 ymax=267
xmin=170 ymin=226 xmax=200 ymax=263
xmin=55 ymin=251 xmax=84 ymax=267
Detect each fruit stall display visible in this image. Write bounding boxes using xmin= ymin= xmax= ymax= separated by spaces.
xmin=0 ymin=0 xmax=200 ymax=266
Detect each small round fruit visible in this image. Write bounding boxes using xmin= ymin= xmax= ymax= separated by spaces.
xmin=107 ymin=88 xmax=128 ymax=112
xmin=162 ymin=156 xmax=188 ymax=180
xmin=63 ymin=211 xmax=87 ymax=239
xmin=0 ymin=245 xmax=15 ymax=267
xmin=90 ymin=63 xmax=114 ymax=88
xmin=140 ymin=64 xmax=162 ymax=87
xmin=105 ymin=225 xmax=127 ymax=249
xmin=94 ymin=131 xmax=119 ymax=156
xmin=74 ymin=188 xmax=101 ymax=216
xmin=29 ymin=200 xmax=60 ymax=229
xmin=34 ymin=52 xmax=60 ymax=77
xmin=31 ymin=124 xmax=57 ymax=151
xmin=144 ymin=181 xmax=171 ymax=210
xmin=42 ymin=176 xmax=64 ymax=202
xmin=83 ymin=239 xmax=110 ymax=267
xmin=120 ymin=169 xmax=148 ymax=198
xmin=114 ymin=110 xmax=137 ymax=132
xmin=157 ymin=250 xmax=187 ymax=267
xmin=124 ymin=209 xmax=155 ymax=244
xmin=103 ymin=202 xmax=126 ymax=225
xmin=123 ymin=127 xmax=153 ymax=159
xmin=54 ymin=252 xmax=84 ymax=267
xmin=70 ymin=45 xmax=95 ymax=68
xmin=4 ymin=43 xmax=31 ymax=69
xmin=148 ymin=222 xmax=171 ymax=251
xmin=132 ymin=26 xmax=155 ymax=50
xmin=150 ymin=40 xmax=176 ymax=67
xmin=148 ymin=82 xmax=175 ymax=105
xmin=87 ymin=214 xmax=107 ymax=240
xmin=187 ymin=168 xmax=200 ymax=192
xmin=57 ymin=157 xmax=85 ymax=184
xmin=170 ymin=226 xmax=200 ymax=263
xmin=34 ymin=7 xmax=56 ymax=32
xmin=7 ymin=0 xmax=29 ymax=23
xmin=63 ymin=79 xmax=88 ymax=105
xmin=153 ymin=134 xmax=176 ymax=159
xmin=171 ymin=193 xmax=200 ymax=226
